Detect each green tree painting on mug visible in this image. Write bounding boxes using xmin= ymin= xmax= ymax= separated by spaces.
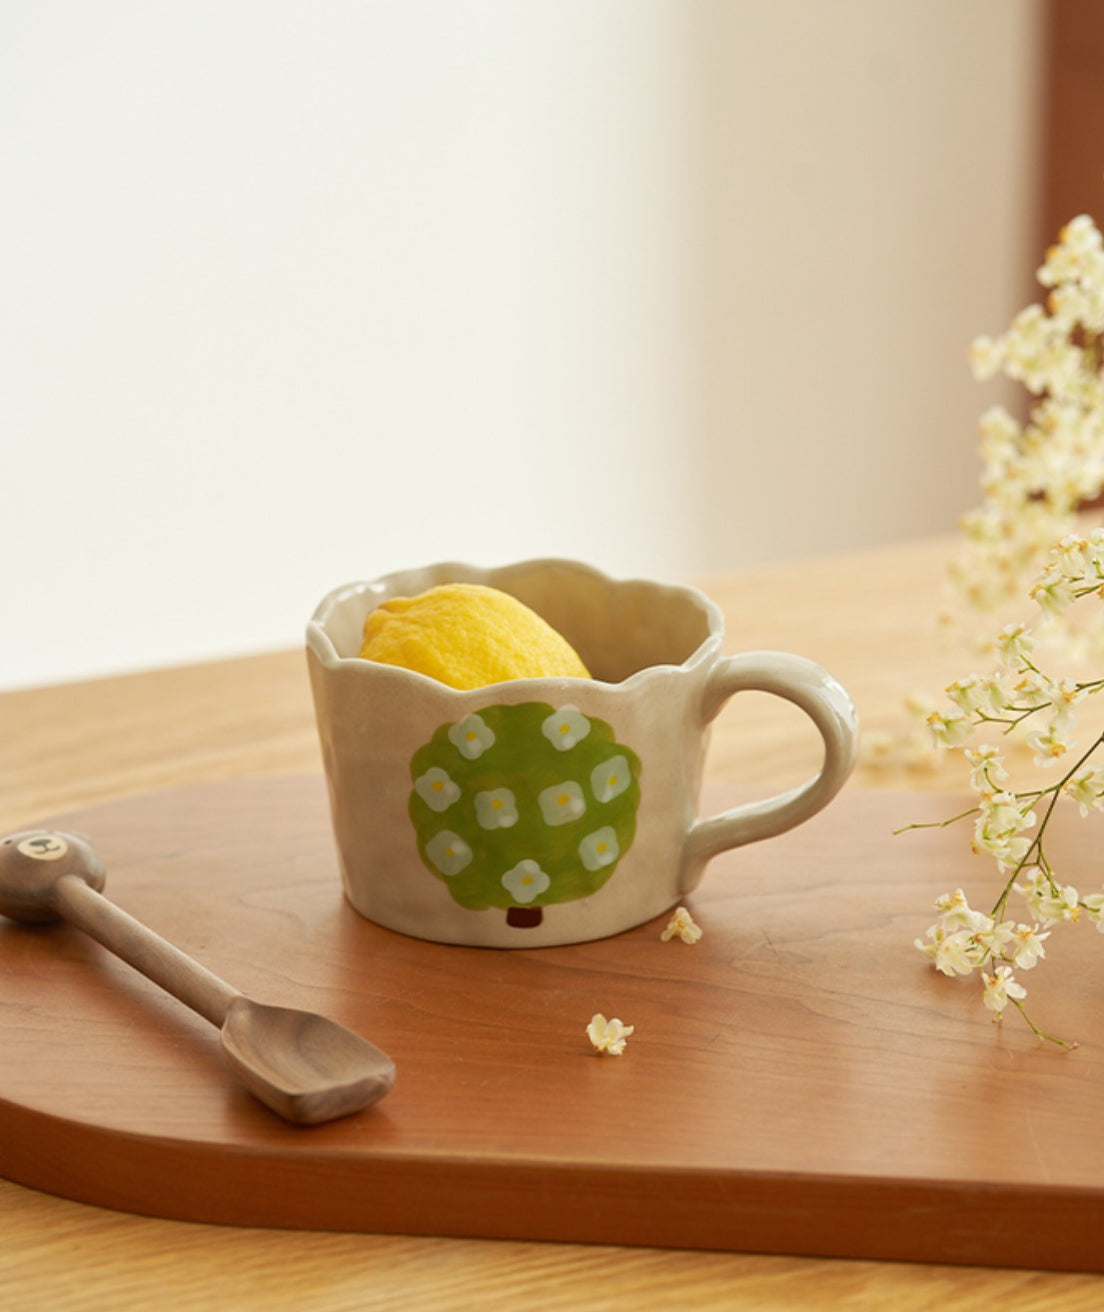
xmin=408 ymin=702 xmax=641 ymax=928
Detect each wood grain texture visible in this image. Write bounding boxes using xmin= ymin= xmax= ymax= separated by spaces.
xmin=3 ymin=775 xmax=1104 ymax=1270
xmin=2 ymin=535 xmax=1102 ymax=1309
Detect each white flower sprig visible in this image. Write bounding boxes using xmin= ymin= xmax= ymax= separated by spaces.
xmin=908 ymin=531 xmax=1104 ymax=1045
xmin=950 ymin=214 xmax=1104 ymax=631
xmin=865 ymin=217 xmax=1104 ymax=772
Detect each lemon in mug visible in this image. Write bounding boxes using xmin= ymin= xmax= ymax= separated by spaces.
xmin=358 ymin=583 xmax=591 ymax=690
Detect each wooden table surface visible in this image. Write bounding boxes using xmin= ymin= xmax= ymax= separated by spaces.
xmin=3 ymin=534 xmax=1104 ymax=1311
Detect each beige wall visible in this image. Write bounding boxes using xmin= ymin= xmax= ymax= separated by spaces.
xmin=692 ymin=0 xmax=1043 ymax=570
xmin=1 ymin=1 xmax=1043 ymax=688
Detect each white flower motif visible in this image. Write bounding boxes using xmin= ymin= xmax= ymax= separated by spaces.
xmin=982 ymin=965 xmax=1027 ymax=1016
xmin=917 ymin=925 xmax=989 ymax=978
xmin=1046 ymin=676 xmax=1086 ymax=721
xmin=538 ymin=780 xmax=586 ymax=827
xmin=1082 ymin=890 xmax=1104 ymax=932
xmin=976 ymin=919 xmax=1017 ymax=958
xmin=992 ymin=623 xmax=1035 ymax=670
xmin=926 ymin=706 xmax=973 ymax=749
xmin=1012 ymin=670 xmax=1053 ymax=710
xmin=501 ymin=859 xmax=550 ymax=904
xmin=1039 ymin=216 xmax=1103 ymax=292
xmin=971 ymin=792 xmax=1036 ymax=869
xmin=660 ymin=906 xmax=703 ymax=944
xmin=945 ymin=675 xmax=988 ymax=714
xmin=424 ymin=830 xmax=473 ymax=877
xmin=969 ymin=334 xmax=1004 ymax=380
xmin=541 ymin=705 xmax=591 ymax=751
xmin=474 ymin=788 xmax=518 ymax=830
xmin=1026 ymin=721 xmax=1071 ymax=766
xmin=413 ymin=767 xmax=461 ymax=812
xmin=448 ymin=713 xmax=495 ymax=760
xmin=1007 ymin=923 xmax=1050 ymax=970
xmin=1030 ymin=565 xmax=1076 ymax=617
xmin=1053 ymin=534 xmax=1091 ymax=579
xmin=932 ymin=888 xmax=992 ymax=933
xmin=964 ymin=744 xmax=1009 ymax=793
xmin=579 ymin=826 xmax=619 ymax=872
xmin=586 ymin=1013 xmax=633 ymax=1055
xmin=590 ymin=755 xmax=632 ymax=803
xmin=977 ymin=403 xmax=1021 ymax=450
xmin=1015 ymin=865 xmax=1080 ymax=925
xmin=916 ymin=890 xmax=1024 ymax=979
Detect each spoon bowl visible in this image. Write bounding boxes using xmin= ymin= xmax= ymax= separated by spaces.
xmin=221 ymin=997 xmax=395 ymax=1125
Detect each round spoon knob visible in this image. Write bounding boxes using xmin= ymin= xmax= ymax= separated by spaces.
xmin=0 ymin=830 xmax=106 ymax=923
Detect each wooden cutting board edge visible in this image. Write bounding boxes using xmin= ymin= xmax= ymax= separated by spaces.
xmin=3 ymin=1090 xmax=1101 ymax=1272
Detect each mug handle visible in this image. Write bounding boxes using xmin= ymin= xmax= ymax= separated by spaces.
xmin=679 ymin=652 xmax=858 ymax=893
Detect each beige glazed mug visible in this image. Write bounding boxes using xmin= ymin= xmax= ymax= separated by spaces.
xmin=307 ymin=558 xmax=858 ymax=948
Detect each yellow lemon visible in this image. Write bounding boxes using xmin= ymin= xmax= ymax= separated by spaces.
xmin=358 ymin=583 xmax=591 ymax=690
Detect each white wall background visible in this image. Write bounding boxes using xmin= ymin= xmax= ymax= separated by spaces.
xmin=1 ymin=0 xmax=1042 ymax=690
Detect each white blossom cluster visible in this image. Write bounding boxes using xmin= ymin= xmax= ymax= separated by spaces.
xmin=914 ymin=531 xmax=1104 ymax=1042
xmin=586 ymin=1012 xmax=634 ymax=1055
xmin=951 ymin=214 xmax=1104 ymax=623
xmin=863 ymin=216 xmax=1104 ymax=774
xmin=660 ymin=905 xmax=703 ymax=944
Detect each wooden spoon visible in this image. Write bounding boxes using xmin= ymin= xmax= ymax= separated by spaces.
xmin=0 ymin=829 xmax=395 ymax=1125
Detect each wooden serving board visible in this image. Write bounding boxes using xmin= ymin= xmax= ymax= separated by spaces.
xmin=2 ymin=775 xmax=1104 ymax=1271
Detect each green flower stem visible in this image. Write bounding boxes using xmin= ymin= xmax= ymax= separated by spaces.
xmin=893 ymin=806 xmax=978 ymax=836
xmin=975 ymin=708 xmax=1043 ymax=729
xmin=1009 ymin=996 xmax=1078 ymax=1050
xmin=992 ymin=730 xmax=1104 ymax=919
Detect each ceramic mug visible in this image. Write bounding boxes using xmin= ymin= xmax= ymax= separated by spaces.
xmin=307 ymin=558 xmax=857 ymax=948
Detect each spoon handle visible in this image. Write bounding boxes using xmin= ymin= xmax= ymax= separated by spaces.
xmin=53 ymin=873 xmax=238 ymax=1028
